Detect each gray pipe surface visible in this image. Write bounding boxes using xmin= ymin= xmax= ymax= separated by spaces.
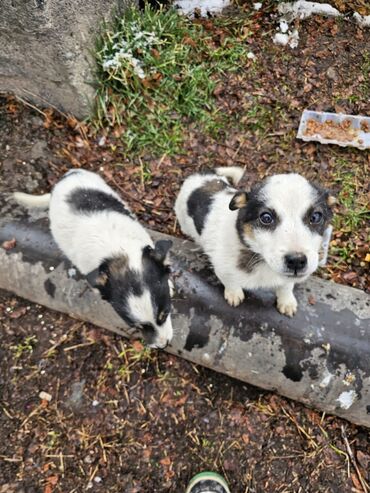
xmin=0 ymin=196 xmax=369 ymax=427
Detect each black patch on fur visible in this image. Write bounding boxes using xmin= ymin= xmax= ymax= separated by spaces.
xmin=44 ymin=279 xmax=56 ymax=298
xmin=238 ymin=249 xmax=263 ymax=273
xmin=187 ymin=179 xmax=228 ymax=235
xmin=142 ymin=247 xmax=171 ymax=326
xmin=303 ymin=184 xmax=333 ymax=236
xmin=236 ymin=184 xmax=279 ymax=245
xmin=87 ymin=247 xmax=171 ymax=344
xmin=67 ymin=188 xmax=132 ymax=217
xmin=139 ymin=323 xmax=157 ymax=346
xmin=89 ymin=256 xmax=143 ymax=328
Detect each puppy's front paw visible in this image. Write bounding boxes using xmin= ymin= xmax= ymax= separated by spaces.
xmin=224 ymin=287 xmax=245 ymax=307
xmin=277 ymin=295 xmax=298 ymax=317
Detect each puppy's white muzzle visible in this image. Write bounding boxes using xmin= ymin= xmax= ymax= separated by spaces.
xmin=150 ymin=316 xmax=173 ymax=349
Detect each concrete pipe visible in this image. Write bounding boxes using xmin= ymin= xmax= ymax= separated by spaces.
xmin=0 ymin=197 xmax=369 ymax=427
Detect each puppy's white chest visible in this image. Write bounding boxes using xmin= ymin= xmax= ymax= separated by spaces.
xmin=236 ymin=261 xmax=285 ymax=290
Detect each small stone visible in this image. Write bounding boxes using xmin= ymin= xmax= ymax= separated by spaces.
xmin=247 ymin=52 xmax=256 ymax=60
xmin=327 ymin=66 xmax=338 ymax=81
xmin=94 ymin=476 xmax=102 ymax=483
xmin=201 ymin=353 xmax=211 ymax=364
xmin=39 ymin=391 xmax=52 ymax=402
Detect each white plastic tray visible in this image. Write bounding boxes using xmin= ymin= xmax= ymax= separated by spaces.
xmin=297 ymin=110 xmax=370 ymax=149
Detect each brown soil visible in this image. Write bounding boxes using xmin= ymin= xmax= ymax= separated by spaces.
xmin=1 ymin=290 xmax=370 ymax=493
xmin=0 ymin=6 xmax=369 ymax=493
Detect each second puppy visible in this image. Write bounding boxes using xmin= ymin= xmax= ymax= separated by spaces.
xmin=14 ymin=169 xmax=173 ymax=348
xmin=175 ymin=167 xmax=334 ymax=316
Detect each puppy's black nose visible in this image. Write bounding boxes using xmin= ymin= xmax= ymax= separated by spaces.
xmin=285 ymin=253 xmax=307 ymax=273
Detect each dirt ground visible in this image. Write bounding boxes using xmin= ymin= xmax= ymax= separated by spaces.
xmin=0 ymin=4 xmax=369 ymax=493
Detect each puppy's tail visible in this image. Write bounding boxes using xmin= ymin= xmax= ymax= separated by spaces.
xmin=13 ymin=192 xmax=51 ymax=209
xmin=215 ymin=166 xmax=244 ymax=186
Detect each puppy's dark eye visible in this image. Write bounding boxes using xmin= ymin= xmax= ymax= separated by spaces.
xmin=310 ymin=211 xmax=323 ymax=224
xmin=259 ymin=212 xmax=274 ymax=225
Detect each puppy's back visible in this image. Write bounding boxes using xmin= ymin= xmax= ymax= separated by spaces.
xmin=175 ymin=167 xmax=243 ymax=240
xmin=49 ymin=169 xmax=148 ymax=274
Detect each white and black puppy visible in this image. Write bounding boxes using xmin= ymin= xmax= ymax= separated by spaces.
xmin=175 ymin=167 xmax=334 ymax=316
xmin=14 ymin=169 xmax=173 ymax=348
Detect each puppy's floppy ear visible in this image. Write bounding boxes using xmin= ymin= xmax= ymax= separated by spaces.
xmin=145 ymin=240 xmax=173 ymax=265
xmin=229 ymin=191 xmax=248 ymax=211
xmin=327 ymin=194 xmax=336 ymax=207
xmin=86 ymin=262 xmax=109 ymax=292
xmin=312 ymin=182 xmax=336 ymax=208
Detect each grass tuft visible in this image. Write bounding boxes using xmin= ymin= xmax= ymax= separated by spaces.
xmin=11 ymin=335 xmax=37 ymax=358
xmin=92 ymin=6 xmax=249 ymax=157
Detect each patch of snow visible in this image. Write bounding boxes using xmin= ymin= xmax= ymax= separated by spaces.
xmin=253 ymin=2 xmax=262 ymax=10
xmin=278 ymin=1 xmax=340 ymax=21
xmin=336 ymin=390 xmax=357 ymax=410
xmin=280 ymin=20 xmax=289 ymax=33
xmin=102 ymin=24 xmax=160 ymax=79
xmin=103 ymin=49 xmax=146 ymax=79
xmin=273 ymin=30 xmax=299 ymax=48
xmin=175 ymin=0 xmax=230 ymax=16
xmin=278 ymin=1 xmax=370 ymax=28
xmin=274 ymin=1 xmax=370 ymax=50
xmin=288 ymin=29 xmax=299 ymax=48
xmin=273 ymin=33 xmax=289 ymax=46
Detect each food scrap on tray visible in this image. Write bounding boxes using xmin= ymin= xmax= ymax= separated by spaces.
xmin=304 ymin=118 xmax=359 ymax=142
xmin=296 ymin=110 xmax=370 ymax=149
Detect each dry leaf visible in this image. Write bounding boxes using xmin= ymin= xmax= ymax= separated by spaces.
xmin=160 ymin=456 xmax=171 ymax=467
xmin=242 ymin=433 xmax=250 ymax=444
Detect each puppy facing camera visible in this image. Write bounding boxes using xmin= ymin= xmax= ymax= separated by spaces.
xmin=14 ymin=170 xmax=173 ymax=348
xmin=175 ymin=167 xmax=335 ymax=316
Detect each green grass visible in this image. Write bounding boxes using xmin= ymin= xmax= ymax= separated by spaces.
xmin=93 ymin=6 xmax=249 ymax=157
xmin=11 ymin=335 xmax=37 ymax=358
xmin=331 ymin=157 xmax=369 ymax=263
xmin=332 ymin=158 xmax=369 ymax=232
